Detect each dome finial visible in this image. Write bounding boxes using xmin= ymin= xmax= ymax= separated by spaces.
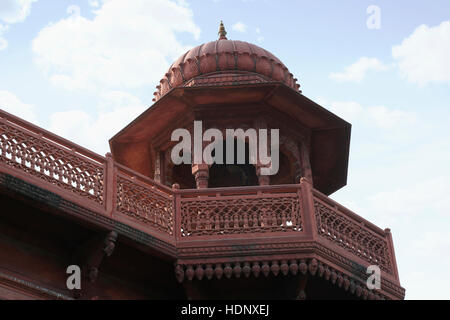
xmin=218 ymin=20 xmax=227 ymax=40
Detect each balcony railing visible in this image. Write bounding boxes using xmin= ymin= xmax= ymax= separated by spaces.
xmin=177 ymin=185 xmax=303 ymax=238
xmin=0 ymin=109 xmax=400 ymax=283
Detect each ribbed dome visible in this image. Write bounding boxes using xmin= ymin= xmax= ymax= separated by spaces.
xmin=153 ymin=36 xmax=301 ymax=102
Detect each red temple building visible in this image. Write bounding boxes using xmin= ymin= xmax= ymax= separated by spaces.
xmin=0 ymin=22 xmax=405 ymax=300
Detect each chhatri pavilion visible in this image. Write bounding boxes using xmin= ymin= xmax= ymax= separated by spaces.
xmin=0 ymin=22 xmax=404 ymax=300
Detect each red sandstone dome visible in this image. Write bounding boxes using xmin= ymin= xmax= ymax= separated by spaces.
xmin=153 ymin=22 xmax=301 ymax=102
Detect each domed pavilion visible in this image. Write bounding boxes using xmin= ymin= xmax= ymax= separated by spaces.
xmin=0 ymin=22 xmax=404 ymax=300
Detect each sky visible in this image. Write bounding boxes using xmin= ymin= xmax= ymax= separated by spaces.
xmin=0 ymin=0 xmax=449 ymax=300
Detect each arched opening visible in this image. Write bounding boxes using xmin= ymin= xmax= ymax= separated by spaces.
xmin=271 ymin=151 xmax=294 ymax=185
xmin=209 ymin=140 xmax=258 ymax=188
xmin=171 ymin=164 xmax=196 ymax=189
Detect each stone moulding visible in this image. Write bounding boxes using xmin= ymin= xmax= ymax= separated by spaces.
xmin=0 ymin=270 xmax=73 ymax=300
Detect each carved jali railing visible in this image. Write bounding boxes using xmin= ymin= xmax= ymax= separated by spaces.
xmin=178 ymin=186 xmax=303 ymax=237
xmin=0 ymin=109 xmax=400 ymax=282
xmin=0 ymin=111 xmax=105 ymax=206
xmin=115 ymin=163 xmax=174 ymax=236
xmin=313 ymin=189 xmax=395 ymax=276
xmin=0 ymin=110 xmax=176 ymax=239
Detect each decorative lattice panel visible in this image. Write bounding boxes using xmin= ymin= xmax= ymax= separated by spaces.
xmin=180 ymin=194 xmax=302 ymax=237
xmin=314 ymin=199 xmax=392 ymax=273
xmin=116 ymin=175 xmax=174 ymax=235
xmin=0 ymin=121 xmax=104 ymax=205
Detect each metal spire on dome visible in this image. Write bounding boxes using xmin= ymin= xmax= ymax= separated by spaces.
xmin=218 ymin=20 xmax=227 ymax=40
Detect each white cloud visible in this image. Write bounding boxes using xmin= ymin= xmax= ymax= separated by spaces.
xmin=326 ymin=98 xmax=450 ymax=299
xmin=232 ymin=22 xmax=247 ymax=33
xmin=97 ymin=90 xmax=142 ymax=110
xmin=0 ymin=0 xmax=37 ymax=50
xmin=32 ymin=0 xmax=201 ymax=92
xmin=0 ymin=23 xmax=9 ymax=33
xmin=0 ymin=23 xmax=9 ymax=49
xmin=401 ymin=229 xmax=450 ymax=300
xmin=0 ymin=90 xmax=38 ymax=123
xmin=212 ymin=0 xmax=257 ymax=2
xmin=366 ymin=105 xmax=416 ymax=129
xmin=88 ymin=0 xmax=100 ymax=8
xmin=255 ymin=27 xmax=263 ymax=42
xmin=392 ymin=21 xmax=450 ymax=85
xmin=323 ymin=100 xmax=363 ymax=123
xmin=0 ymin=35 xmax=7 ymax=50
xmin=329 ymin=57 xmax=389 ymax=82
xmin=337 ymin=177 xmax=450 ymax=300
xmin=367 ymin=177 xmax=450 ymax=218
xmin=0 ymin=0 xmax=37 ymax=24
xmin=317 ymin=99 xmax=416 ymax=129
xmin=48 ymin=91 xmax=147 ymax=155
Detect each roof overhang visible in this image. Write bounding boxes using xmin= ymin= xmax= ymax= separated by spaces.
xmin=109 ymin=82 xmax=351 ymax=195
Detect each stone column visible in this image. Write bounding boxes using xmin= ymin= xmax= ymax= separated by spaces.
xmin=254 ymin=118 xmax=271 ymax=186
xmin=154 ymin=150 xmax=162 ymax=183
xmin=256 ymin=165 xmax=270 ymax=186
xmin=300 ymin=141 xmax=313 ymax=186
xmin=192 ymin=164 xmax=209 ymax=189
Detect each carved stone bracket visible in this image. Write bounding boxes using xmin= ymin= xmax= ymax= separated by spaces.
xmin=295 ymin=272 xmax=308 ymax=300
xmin=86 ymin=231 xmax=118 ymax=283
xmin=71 ymin=231 xmax=118 ymax=299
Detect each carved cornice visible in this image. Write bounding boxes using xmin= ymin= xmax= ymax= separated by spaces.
xmin=174 ymin=258 xmax=387 ymax=300
xmin=174 ymin=240 xmax=404 ymax=300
